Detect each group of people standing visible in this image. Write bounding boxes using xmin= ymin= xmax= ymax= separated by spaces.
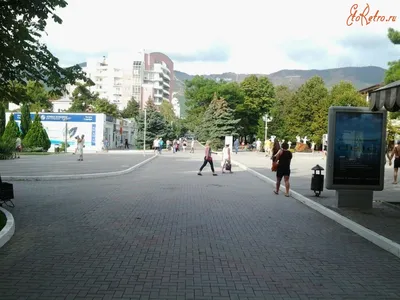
xmin=153 ymin=138 xmax=196 ymax=154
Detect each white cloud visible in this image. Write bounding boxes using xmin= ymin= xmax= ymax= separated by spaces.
xmin=43 ymin=0 xmax=400 ymax=74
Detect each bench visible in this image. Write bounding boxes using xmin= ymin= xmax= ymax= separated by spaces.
xmin=0 ymin=175 xmax=14 ymax=208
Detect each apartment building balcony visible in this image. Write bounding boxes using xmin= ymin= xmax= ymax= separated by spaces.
xmin=154 ymin=92 xmax=163 ymax=98
xmin=162 ymin=72 xmax=170 ymax=80
xmin=161 ymin=64 xmax=170 ymax=73
xmin=163 ymin=89 xmax=170 ymax=96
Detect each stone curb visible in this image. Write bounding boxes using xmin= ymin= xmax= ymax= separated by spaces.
xmin=2 ymin=155 xmax=158 ymax=181
xmin=0 ymin=207 xmax=15 ymax=249
xmin=231 ymin=159 xmax=400 ymax=259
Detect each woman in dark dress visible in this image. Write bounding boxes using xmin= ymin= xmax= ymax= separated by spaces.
xmin=273 ymin=142 xmax=293 ymax=197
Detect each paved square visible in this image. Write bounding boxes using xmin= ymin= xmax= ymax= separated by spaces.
xmin=1 ymin=155 xmax=400 ymax=299
xmin=0 ymin=153 xmax=151 ymax=176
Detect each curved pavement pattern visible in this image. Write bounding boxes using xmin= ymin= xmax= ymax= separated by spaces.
xmin=1 ymin=156 xmax=400 ymax=299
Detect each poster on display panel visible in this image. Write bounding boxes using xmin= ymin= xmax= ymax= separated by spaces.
xmin=325 ymin=107 xmax=387 ymax=191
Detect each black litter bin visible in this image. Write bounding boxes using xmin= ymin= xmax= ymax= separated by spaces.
xmin=311 ymin=164 xmax=324 ymax=197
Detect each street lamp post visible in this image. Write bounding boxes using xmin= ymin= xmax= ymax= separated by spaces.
xmin=262 ymin=114 xmax=273 ymax=142
xmin=143 ymin=109 xmax=147 ymax=156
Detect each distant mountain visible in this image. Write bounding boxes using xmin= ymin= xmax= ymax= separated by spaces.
xmin=172 ymin=66 xmax=386 ymax=117
xmin=173 ymin=66 xmax=385 ymax=91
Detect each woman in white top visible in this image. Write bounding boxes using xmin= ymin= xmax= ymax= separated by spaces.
xmin=221 ymin=144 xmax=232 ymax=173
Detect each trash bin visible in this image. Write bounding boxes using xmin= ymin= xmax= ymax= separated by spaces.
xmin=311 ymin=164 xmax=324 ymax=197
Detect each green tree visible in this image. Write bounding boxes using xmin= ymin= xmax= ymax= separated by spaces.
xmin=68 ymin=83 xmax=98 ymax=112
xmin=329 ymin=81 xmax=368 ymax=107
xmin=384 ymin=60 xmax=400 ymax=85
xmin=198 ymin=94 xmax=240 ymax=148
xmin=159 ymin=100 xmax=176 ymax=123
xmin=239 ymin=75 xmax=275 ymax=140
xmin=23 ymin=113 xmax=51 ymax=151
xmin=268 ymin=85 xmax=294 ymax=139
xmin=0 ymin=1 xmax=88 ymax=105
xmin=0 ymin=103 xmax=5 ymax=137
xmin=171 ymin=119 xmax=188 ymax=139
xmin=92 ymin=98 xmax=119 ymax=117
xmin=2 ymin=113 xmax=20 ymax=143
xmin=20 ymin=104 xmax=32 ymax=138
xmin=385 ymin=28 xmax=400 ymax=119
xmin=121 ymin=97 xmax=139 ymax=119
xmin=184 ymin=76 xmax=220 ymax=131
xmin=284 ymin=76 xmax=328 ymax=143
xmin=26 ymin=81 xmax=53 ymax=112
xmin=136 ymin=98 xmax=167 ymax=148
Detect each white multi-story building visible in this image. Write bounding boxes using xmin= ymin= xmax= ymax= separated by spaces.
xmin=52 ymin=51 xmax=175 ymax=112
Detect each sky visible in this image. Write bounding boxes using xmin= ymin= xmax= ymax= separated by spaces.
xmin=42 ymin=0 xmax=400 ymax=75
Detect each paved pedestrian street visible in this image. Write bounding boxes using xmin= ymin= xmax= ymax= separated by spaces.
xmin=1 ymin=155 xmax=400 ymax=299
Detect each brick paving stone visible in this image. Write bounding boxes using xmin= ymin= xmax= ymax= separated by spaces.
xmin=1 ymin=155 xmax=400 ymax=299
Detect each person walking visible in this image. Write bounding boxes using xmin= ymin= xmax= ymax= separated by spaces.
xmin=190 ymin=139 xmax=195 ymax=153
xmin=256 ymin=138 xmax=261 ymax=152
xmin=198 ymin=140 xmax=218 ymax=176
xmin=273 ymin=142 xmax=293 ymax=197
xmin=153 ymin=138 xmax=159 ymax=154
xmin=158 ymin=138 xmax=164 ymax=154
xmin=182 ymin=139 xmax=187 ymax=152
xmin=221 ymin=143 xmax=232 ymax=174
xmin=234 ymin=138 xmax=239 ymax=154
xmin=77 ymin=134 xmax=85 ymax=161
xmin=15 ymin=137 xmax=22 ymax=158
xmin=389 ymin=140 xmax=400 ymax=184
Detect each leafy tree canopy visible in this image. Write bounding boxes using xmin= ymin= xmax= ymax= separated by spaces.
xmin=159 ymin=100 xmax=176 ymax=123
xmin=0 ymin=0 xmax=88 ymax=105
xmin=67 ymin=83 xmax=98 ymax=112
xmin=121 ymin=97 xmax=139 ymax=119
xmin=329 ymin=81 xmax=368 ymax=107
xmin=93 ymin=98 xmax=119 ymax=117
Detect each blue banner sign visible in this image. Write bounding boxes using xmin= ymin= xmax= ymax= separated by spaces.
xmin=91 ymin=124 xmax=96 ymax=146
xmin=13 ymin=113 xmax=96 ymax=123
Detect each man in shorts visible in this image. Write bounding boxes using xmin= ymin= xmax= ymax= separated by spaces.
xmin=389 ymin=140 xmax=400 ymax=184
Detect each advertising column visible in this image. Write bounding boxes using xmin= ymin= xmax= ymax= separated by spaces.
xmin=325 ymin=107 xmax=387 ymax=209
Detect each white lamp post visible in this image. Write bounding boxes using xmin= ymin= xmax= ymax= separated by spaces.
xmin=143 ymin=109 xmax=147 ymax=156
xmin=262 ymin=114 xmax=273 ymax=142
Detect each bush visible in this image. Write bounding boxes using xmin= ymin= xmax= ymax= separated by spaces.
xmin=0 ymin=139 xmax=14 ymax=160
xmin=2 ymin=113 xmax=20 ymax=143
xmin=23 ymin=113 xmax=51 ymax=151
